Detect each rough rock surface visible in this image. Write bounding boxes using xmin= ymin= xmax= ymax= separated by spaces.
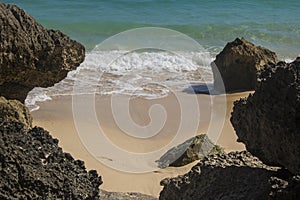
xmin=0 ymin=96 xmax=32 ymax=130
xmin=269 ymin=175 xmax=300 ymax=200
xmin=156 ymin=134 xmax=223 ymax=168
xmin=160 ymin=151 xmax=300 ymax=200
xmin=101 ymin=190 xmax=157 ymax=200
xmin=0 ymin=2 xmax=85 ymax=102
xmin=231 ymin=58 xmax=300 ymax=175
xmin=0 ymin=121 xmax=102 ymax=199
xmin=212 ymin=37 xmax=278 ymax=92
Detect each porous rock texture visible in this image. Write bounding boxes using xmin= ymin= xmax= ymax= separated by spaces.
xmin=231 ymin=58 xmax=300 ymax=175
xmin=0 ymin=96 xmax=32 ymax=130
xmin=212 ymin=37 xmax=278 ymax=92
xmin=156 ymin=134 xmax=223 ymax=168
xmin=159 ymin=151 xmax=300 ymax=200
xmin=0 ymin=121 xmax=102 ymax=199
xmin=0 ymin=2 xmax=85 ymax=102
xmin=0 ymin=3 xmax=107 ymax=199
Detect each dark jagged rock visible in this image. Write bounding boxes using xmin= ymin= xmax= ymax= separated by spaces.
xmin=159 ymin=151 xmax=300 ymax=200
xmin=156 ymin=134 xmax=223 ymax=168
xmin=212 ymin=37 xmax=278 ymax=92
xmin=270 ymin=174 xmax=300 ymax=199
xmin=0 ymin=121 xmax=102 ymax=199
xmin=0 ymin=96 xmax=32 ymax=130
xmin=0 ymin=2 xmax=85 ymax=102
xmin=0 ymin=3 xmax=105 ymax=199
xmin=231 ymin=58 xmax=300 ymax=175
xmin=101 ymin=190 xmax=158 ymax=200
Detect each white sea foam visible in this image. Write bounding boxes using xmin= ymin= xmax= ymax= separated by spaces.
xmin=285 ymin=58 xmax=296 ymax=63
xmin=25 ymin=50 xmax=214 ymax=111
xmin=25 ymin=89 xmax=52 ymax=111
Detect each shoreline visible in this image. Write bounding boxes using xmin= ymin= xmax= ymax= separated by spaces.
xmin=1 ymin=1 xmax=298 ymax=198
xmin=31 ymin=91 xmax=250 ymax=197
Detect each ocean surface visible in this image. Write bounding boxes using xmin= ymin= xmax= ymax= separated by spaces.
xmin=3 ymin=0 xmax=300 ymax=110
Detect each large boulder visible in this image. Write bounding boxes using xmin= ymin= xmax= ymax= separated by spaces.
xmin=0 ymin=121 xmax=102 ymax=199
xmin=0 ymin=96 xmax=32 ymax=130
xmin=212 ymin=38 xmax=278 ymax=92
xmin=231 ymin=58 xmax=300 ymax=175
xmin=156 ymin=134 xmax=223 ymax=168
xmin=160 ymin=151 xmax=300 ymax=200
xmin=0 ymin=2 xmax=85 ymax=102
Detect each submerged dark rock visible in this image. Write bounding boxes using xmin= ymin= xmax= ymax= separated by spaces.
xmin=212 ymin=37 xmax=278 ymax=92
xmin=0 ymin=121 xmax=102 ymax=199
xmin=156 ymin=134 xmax=223 ymax=168
xmin=231 ymin=58 xmax=300 ymax=175
xmin=0 ymin=2 xmax=85 ymax=102
xmin=159 ymin=151 xmax=300 ymax=200
xmin=0 ymin=96 xmax=32 ymax=130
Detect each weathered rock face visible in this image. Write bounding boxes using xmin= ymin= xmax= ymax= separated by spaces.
xmin=0 ymin=121 xmax=102 ymax=199
xmin=0 ymin=3 xmax=106 ymax=199
xmin=0 ymin=96 xmax=32 ymax=130
xmin=0 ymin=2 xmax=85 ymax=102
xmin=212 ymin=37 xmax=278 ymax=92
xmin=270 ymin=175 xmax=300 ymax=200
xmin=160 ymin=151 xmax=300 ymax=200
xmin=231 ymin=58 xmax=300 ymax=175
xmin=156 ymin=134 xmax=223 ymax=168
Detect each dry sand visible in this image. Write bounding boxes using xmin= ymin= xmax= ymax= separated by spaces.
xmin=31 ymin=91 xmax=250 ymax=197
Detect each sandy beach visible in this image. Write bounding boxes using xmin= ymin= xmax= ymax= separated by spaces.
xmin=31 ymin=91 xmax=250 ymax=197
xmin=1 ymin=0 xmax=299 ymax=199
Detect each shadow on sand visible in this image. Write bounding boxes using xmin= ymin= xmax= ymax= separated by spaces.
xmin=182 ymin=84 xmax=221 ymax=95
xmin=183 ymin=84 xmax=253 ymax=95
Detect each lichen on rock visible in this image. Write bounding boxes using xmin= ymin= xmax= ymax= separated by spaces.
xmin=156 ymin=134 xmax=223 ymax=168
xmin=0 ymin=96 xmax=32 ymax=130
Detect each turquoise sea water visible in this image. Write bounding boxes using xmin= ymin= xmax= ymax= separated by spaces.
xmin=3 ymin=0 xmax=300 ymax=58
xmin=2 ymin=0 xmax=300 ymax=110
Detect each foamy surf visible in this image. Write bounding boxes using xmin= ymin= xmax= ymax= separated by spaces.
xmin=25 ymin=49 xmax=214 ymax=111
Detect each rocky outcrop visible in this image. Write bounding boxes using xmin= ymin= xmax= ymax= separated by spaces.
xmin=0 ymin=2 xmax=85 ymax=102
xmin=270 ymin=175 xmax=300 ymax=200
xmin=231 ymin=58 xmax=300 ymax=175
xmin=0 ymin=96 xmax=32 ymax=130
xmin=160 ymin=151 xmax=300 ymax=200
xmin=156 ymin=134 xmax=223 ymax=168
xmin=101 ymin=190 xmax=157 ymax=200
xmin=0 ymin=3 xmax=106 ymax=199
xmin=159 ymin=44 xmax=299 ymax=200
xmin=212 ymin=37 xmax=278 ymax=92
xmin=0 ymin=121 xmax=102 ymax=199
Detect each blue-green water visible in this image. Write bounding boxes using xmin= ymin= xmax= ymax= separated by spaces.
xmin=3 ymin=0 xmax=300 ymax=58
xmin=3 ymin=0 xmax=300 ymax=110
